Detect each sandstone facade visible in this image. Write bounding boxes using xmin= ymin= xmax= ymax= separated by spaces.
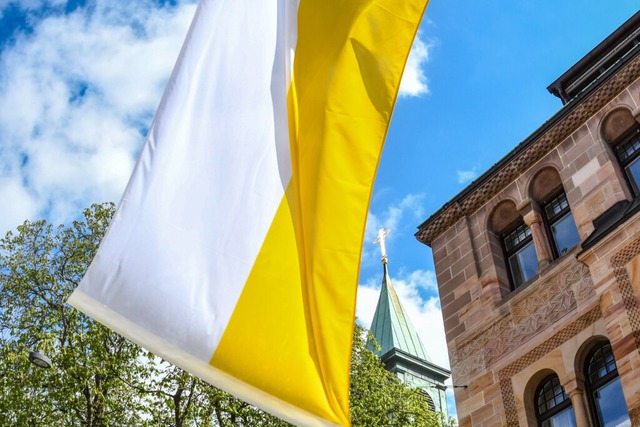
xmin=417 ymin=12 xmax=640 ymax=427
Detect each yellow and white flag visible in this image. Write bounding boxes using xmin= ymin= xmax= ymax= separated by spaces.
xmin=68 ymin=0 xmax=428 ymax=425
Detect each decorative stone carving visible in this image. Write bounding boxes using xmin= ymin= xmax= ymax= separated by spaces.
xmin=611 ymin=236 xmax=640 ymax=356
xmin=449 ymin=260 xmax=592 ymax=382
xmin=498 ymin=306 xmax=602 ymax=426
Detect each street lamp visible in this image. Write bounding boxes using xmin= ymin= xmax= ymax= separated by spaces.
xmin=436 ymin=384 xmax=468 ymax=390
xmin=28 ymin=350 xmax=52 ymax=369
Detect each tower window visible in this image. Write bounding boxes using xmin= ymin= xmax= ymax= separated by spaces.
xmin=503 ymin=222 xmax=537 ymax=289
xmin=543 ymin=191 xmax=580 ymax=257
xmin=419 ymin=391 xmax=436 ymax=412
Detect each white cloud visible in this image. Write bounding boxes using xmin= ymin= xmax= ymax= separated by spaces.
xmin=356 ymin=268 xmax=448 ymax=369
xmin=457 ymin=167 xmax=479 ymax=184
xmin=0 ymin=0 xmax=66 ymax=13
xmin=399 ymin=32 xmax=431 ymax=97
xmin=0 ymin=175 xmax=39 ymax=230
xmin=0 ymin=0 xmax=198 ymax=232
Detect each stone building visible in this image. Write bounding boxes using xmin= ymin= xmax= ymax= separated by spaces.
xmin=368 ymin=229 xmax=451 ymax=416
xmin=415 ymin=11 xmax=640 ymax=427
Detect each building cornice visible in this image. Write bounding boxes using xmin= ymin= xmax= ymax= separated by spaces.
xmin=416 ymin=47 xmax=640 ymax=247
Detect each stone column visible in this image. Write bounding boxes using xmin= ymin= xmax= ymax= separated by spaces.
xmin=523 ymin=210 xmax=553 ymax=270
xmin=565 ymin=387 xmax=592 ymax=427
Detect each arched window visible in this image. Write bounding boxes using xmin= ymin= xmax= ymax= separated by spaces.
xmin=535 ymin=375 xmax=576 ymax=427
xmin=601 ymin=108 xmax=640 ymax=196
xmin=489 ymin=200 xmax=537 ymax=289
xmin=530 ymin=167 xmax=580 ymax=258
xmin=419 ymin=391 xmax=436 ymax=412
xmin=585 ymin=342 xmax=631 ymax=427
xmin=613 ymin=128 xmax=640 ymax=196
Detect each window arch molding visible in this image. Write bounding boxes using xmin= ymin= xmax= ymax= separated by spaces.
xmin=523 ymin=368 xmax=559 ymax=425
xmin=600 ymin=106 xmax=640 ymax=198
xmin=527 ymin=166 xmax=563 ymax=205
xmin=599 ymin=106 xmax=637 ymax=145
xmin=527 ymin=166 xmax=581 ymax=259
xmin=487 ymin=198 xmax=521 ymax=235
xmin=573 ymin=334 xmax=609 ymax=381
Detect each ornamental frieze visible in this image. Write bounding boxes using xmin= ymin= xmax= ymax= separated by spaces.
xmin=449 ymin=260 xmax=593 ymax=382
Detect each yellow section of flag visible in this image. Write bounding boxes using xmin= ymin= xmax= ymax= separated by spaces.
xmin=68 ymin=0 xmax=428 ymax=425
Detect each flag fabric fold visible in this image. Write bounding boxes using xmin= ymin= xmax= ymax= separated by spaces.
xmin=68 ymin=0 xmax=428 ymax=425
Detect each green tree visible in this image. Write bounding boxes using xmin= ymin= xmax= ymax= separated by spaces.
xmin=0 ymin=204 xmax=152 ymax=426
xmin=0 ymin=204 xmax=453 ymax=426
xmin=350 ymin=324 xmax=449 ymax=426
xmin=143 ymin=361 xmax=288 ymax=426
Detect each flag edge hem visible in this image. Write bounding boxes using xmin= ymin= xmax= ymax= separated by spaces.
xmin=67 ymin=289 xmax=344 ymax=427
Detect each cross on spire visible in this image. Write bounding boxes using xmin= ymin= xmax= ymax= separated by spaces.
xmin=373 ymin=228 xmax=390 ymax=264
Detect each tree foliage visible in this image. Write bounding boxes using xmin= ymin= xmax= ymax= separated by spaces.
xmin=0 ymin=204 xmax=453 ymax=426
xmin=350 ymin=324 xmax=457 ymax=427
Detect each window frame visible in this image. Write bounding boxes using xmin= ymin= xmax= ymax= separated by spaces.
xmin=584 ymin=341 xmax=630 ymax=427
xmin=501 ymin=220 xmax=537 ymax=290
xmin=534 ymin=374 xmax=575 ymax=427
xmin=613 ymin=127 xmax=640 ymax=197
xmin=541 ymin=190 xmax=580 ymax=258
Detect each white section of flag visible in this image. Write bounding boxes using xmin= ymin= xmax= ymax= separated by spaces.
xmin=72 ymin=0 xmax=297 ymax=361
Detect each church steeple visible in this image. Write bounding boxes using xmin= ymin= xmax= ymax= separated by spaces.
xmin=367 ymin=229 xmax=450 ymax=416
xmin=367 ymin=231 xmax=430 ymax=361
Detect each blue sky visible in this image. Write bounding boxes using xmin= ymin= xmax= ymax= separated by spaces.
xmin=0 ymin=0 xmax=638 ymax=418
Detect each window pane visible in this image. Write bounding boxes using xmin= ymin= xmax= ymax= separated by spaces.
xmin=508 ymin=241 xmax=537 ymax=288
xmin=617 ymin=135 xmax=640 ymax=161
xmin=624 ymin=157 xmax=640 ymax=195
xmin=541 ymin=407 xmax=576 ymax=427
xmin=588 ymin=343 xmax=616 ymax=383
xmin=504 ymin=223 xmax=531 ymax=251
xmin=551 ymin=213 xmax=580 ymax=256
xmin=594 ymin=377 xmax=631 ymax=427
xmin=544 ymin=192 xmax=570 ymax=220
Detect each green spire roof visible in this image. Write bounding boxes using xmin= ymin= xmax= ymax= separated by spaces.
xmin=367 ymin=262 xmax=431 ymax=362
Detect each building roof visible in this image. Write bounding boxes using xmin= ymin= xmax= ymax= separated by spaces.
xmin=367 ymin=261 xmax=431 ymax=362
xmin=548 ymin=10 xmax=640 ymax=104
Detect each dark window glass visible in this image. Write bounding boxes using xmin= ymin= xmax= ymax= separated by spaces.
xmin=543 ymin=192 xmax=580 ymax=257
xmin=503 ymin=222 xmax=537 ymax=289
xmin=624 ymin=157 xmax=640 ymax=195
xmin=587 ymin=343 xmax=617 ymax=384
xmin=536 ymin=375 xmax=576 ymax=427
xmin=508 ymin=241 xmax=537 ymax=288
xmin=504 ymin=222 xmax=531 ymax=252
xmin=615 ymin=129 xmax=640 ymax=196
xmin=585 ymin=342 xmax=631 ymax=427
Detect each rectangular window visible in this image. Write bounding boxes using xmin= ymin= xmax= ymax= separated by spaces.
xmin=543 ymin=192 xmax=580 ymax=257
xmin=503 ymin=222 xmax=537 ymax=289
